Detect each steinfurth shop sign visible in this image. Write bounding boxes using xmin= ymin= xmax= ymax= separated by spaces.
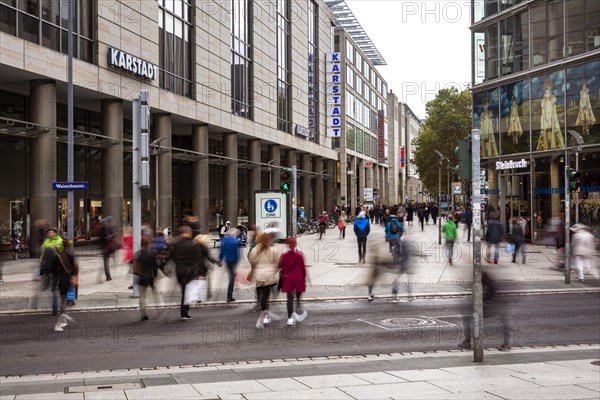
xmin=108 ymin=48 xmax=158 ymax=80
xmin=495 ymin=159 xmax=528 ymax=170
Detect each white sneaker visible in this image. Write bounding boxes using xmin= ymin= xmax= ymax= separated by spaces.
xmin=287 ymin=317 xmax=295 ymax=326
xmin=54 ymin=325 xmax=63 ymax=332
xmin=256 ymin=312 xmax=266 ymax=329
xmin=292 ymin=311 xmax=307 ymax=322
xmin=391 ymin=295 xmax=399 ymax=303
xmin=367 ymin=294 xmax=376 ymax=301
xmin=263 ymin=315 xmax=272 ymax=325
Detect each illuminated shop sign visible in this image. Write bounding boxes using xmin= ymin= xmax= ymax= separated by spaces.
xmin=495 ymin=159 xmax=528 ymax=170
xmin=326 ymin=52 xmax=342 ymax=137
xmin=108 ymin=48 xmax=158 ymax=80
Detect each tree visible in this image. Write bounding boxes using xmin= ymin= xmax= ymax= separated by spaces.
xmin=411 ymin=88 xmax=472 ymax=197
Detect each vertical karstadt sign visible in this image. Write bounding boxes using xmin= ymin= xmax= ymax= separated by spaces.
xmin=326 ymin=53 xmax=342 ymax=137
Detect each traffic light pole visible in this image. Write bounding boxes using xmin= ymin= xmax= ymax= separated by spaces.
xmin=291 ymin=166 xmax=297 ymax=237
xmin=471 ymin=129 xmax=484 ymax=362
xmin=564 ymin=162 xmax=571 ymax=284
xmin=438 ymin=159 xmax=441 ymax=245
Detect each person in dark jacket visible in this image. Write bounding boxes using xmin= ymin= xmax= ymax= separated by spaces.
xmin=354 ymin=211 xmax=371 ymax=264
xmin=135 ymin=237 xmax=159 ymax=321
xmin=406 ymin=205 xmax=414 ymax=226
xmin=219 ymin=228 xmax=240 ymax=302
xmin=169 ymin=225 xmax=202 ymax=320
xmin=50 ymin=244 xmax=79 ymax=332
xmin=485 ymin=213 xmax=503 ymax=264
xmin=98 ymin=216 xmax=117 ymax=282
xmin=430 ymin=204 xmax=439 ymax=225
xmin=385 ymin=215 xmax=404 ymax=255
xmin=417 ymin=206 xmax=425 ymax=231
xmin=510 ymin=218 xmax=526 ymax=264
xmin=463 ymin=206 xmax=473 ymax=242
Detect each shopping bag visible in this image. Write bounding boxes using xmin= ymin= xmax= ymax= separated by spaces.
xmin=67 ymin=286 xmax=76 ymax=301
xmin=504 ymin=243 xmax=515 ymax=254
xmin=184 ymin=278 xmax=207 ymax=305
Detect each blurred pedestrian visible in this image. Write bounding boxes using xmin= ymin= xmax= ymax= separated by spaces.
xmin=51 ymin=242 xmax=78 ymax=332
xmin=485 ymin=213 xmax=503 ymax=264
xmin=220 ymin=228 xmax=241 ymax=303
xmin=510 ymin=218 xmax=526 ymax=264
xmin=417 ymin=206 xmax=425 ymax=231
xmin=219 ymin=221 xmax=231 ymax=239
xmin=170 ymin=225 xmax=201 ymax=320
xmin=463 ymin=206 xmax=473 ymax=242
xmin=431 ymin=203 xmax=439 ymax=225
xmin=571 ymin=224 xmax=596 ymax=283
xmin=248 ymin=232 xmax=280 ymax=329
xmin=442 ymin=215 xmax=458 ymax=265
xmin=385 ymin=213 xmax=403 ymax=255
xmin=278 ymin=237 xmax=308 ymax=326
xmin=338 ymin=211 xmax=347 ymax=239
xmin=318 ymin=211 xmax=328 ymax=240
xmin=354 ymin=211 xmax=371 ymax=264
xmin=134 ymin=237 xmax=159 ymax=321
xmin=39 ymin=226 xmax=64 ymax=315
xmin=99 ymin=216 xmax=117 ymax=282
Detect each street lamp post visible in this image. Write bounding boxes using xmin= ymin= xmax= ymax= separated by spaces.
xmin=567 ymin=130 xmax=584 ymax=224
xmin=267 ymin=159 xmax=274 ymax=189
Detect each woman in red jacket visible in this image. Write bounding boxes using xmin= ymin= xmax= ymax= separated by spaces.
xmin=279 ymin=237 xmax=308 ymax=326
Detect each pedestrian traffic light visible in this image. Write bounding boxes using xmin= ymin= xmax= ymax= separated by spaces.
xmin=280 ymin=169 xmax=291 ymax=193
xmin=454 ymin=136 xmax=472 ymax=181
xmin=566 ymin=167 xmax=581 ymax=192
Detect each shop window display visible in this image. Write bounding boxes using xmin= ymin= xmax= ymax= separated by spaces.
xmin=473 ymin=90 xmax=500 ymax=158
xmin=500 ymin=80 xmax=530 ymax=154
xmin=531 ymin=71 xmax=566 ymax=151
xmin=566 ymin=61 xmax=599 ymax=142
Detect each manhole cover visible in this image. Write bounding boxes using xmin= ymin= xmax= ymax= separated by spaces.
xmin=591 ymin=361 xmax=600 ymax=366
xmin=66 ymin=383 xmax=144 ymax=393
xmin=359 ymin=316 xmax=457 ymax=331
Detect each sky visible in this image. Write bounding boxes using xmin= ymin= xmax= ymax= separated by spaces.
xmin=346 ymin=0 xmax=472 ymax=119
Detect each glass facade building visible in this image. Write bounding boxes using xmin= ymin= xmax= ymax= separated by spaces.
xmin=471 ymin=0 xmax=600 ymax=239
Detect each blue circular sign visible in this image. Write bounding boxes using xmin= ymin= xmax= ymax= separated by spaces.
xmin=264 ymin=199 xmax=278 ymax=213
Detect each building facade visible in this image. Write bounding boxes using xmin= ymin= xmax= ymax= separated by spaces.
xmin=471 ymin=0 xmax=600 ymax=238
xmin=0 ymin=0 xmax=340 ymax=247
xmin=399 ymin=102 xmax=422 ymax=203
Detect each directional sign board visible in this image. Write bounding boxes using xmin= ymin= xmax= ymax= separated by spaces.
xmin=52 ymin=181 xmax=88 ymax=190
xmin=255 ymin=191 xmax=288 ymax=241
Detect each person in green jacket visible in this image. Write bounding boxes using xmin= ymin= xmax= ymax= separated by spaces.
xmin=39 ymin=227 xmax=64 ymax=315
xmin=442 ymin=215 xmax=458 ymax=265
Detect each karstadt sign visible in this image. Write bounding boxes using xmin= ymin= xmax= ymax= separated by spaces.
xmin=108 ymin=48 xmax=158 ymax=80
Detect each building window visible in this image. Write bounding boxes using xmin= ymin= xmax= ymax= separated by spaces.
xmin=346 ymin=38 xmax=353 ymax=62
xmin=277 ymin=0 xmax=291 ymax=133
xmin=547 ymin=0 xmax=564 ymax=62
xmin=346 ymin=66 xmax=354 ymax=88
xmin=158 ymin=0 xmax=194 ymax=98
xmin=500 ymin=12 xmax=528 ymax=76
xmin=0 ymin=0 xmax=94 ymax=63
xmin=231 ymin=0 xmax=252 ymax=118
xmin=346 ymin=123 xmax=355 ymax=150
xmin=356 ymin=76 xmax=362 ymax=96
xmin=308 ymin=0 xmax=319 ymax=142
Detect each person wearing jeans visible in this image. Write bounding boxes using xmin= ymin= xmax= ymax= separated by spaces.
xmin=485 ymin=213 xmax=503 ymax=264
xmin=220 ymin=228 xmax=241 ymax=302
xmin=354 ymin=211 xmax=371 ymax=264
xmin=442 ymin=215 xmax=457 ymax=265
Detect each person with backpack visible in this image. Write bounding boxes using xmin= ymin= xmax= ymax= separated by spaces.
xmin=442 ymin=215 xmax=458 ymax=265
xmin=385 ymin=213 xmax=404 ymax=256
xmin=485 ymin=212 xmax=504 ymax=264
xmin=220 ymin=228 xmax=241 ymax=303
xmin=510 ymin=218 xmax=526 ymax=264
xmin=354 ymin=211 xmax=371 ymax=264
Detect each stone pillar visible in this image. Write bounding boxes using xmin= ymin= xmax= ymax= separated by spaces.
xmin=365 ymin=163 xmax=373 ymax=204
xmin=248 ymin=139 xmax=261 ymax=228
xmin=301 ymin=153 xmax=312 ymax=218
xmin=101 ymin=100 xmax=124 ymax=229
xmin=383 ymin=168 xmax=389 ymax=205
xmin=30 ymin=80 xmax=57 ymax=254
xmin=192 ymin=124 xmax=209 ymax=233
xmin=550 ymin=159 xmax=560 ymax=218
xmin=224 ymin=133 xmax=238 ymax=226
xmin=324 ymin=159 xmax=335 ymax=212
xmin=154 ymin=114 xmax=172 ymax=230
xmin=499 ymin=174 xmax=507 ymax=233
xmin=358 ymin=159 xmax=365 ymax=207
xmin=313 ymin=156 xmax=323 ymax=218
xmin=488 ymin=168 xmax=499 ymax=210
xmin=352 ymin=156 xmax=358 ymax=207
xmin=339 ymin=152 xmax=347 ymax=206
xmin=268 ymin=144 xmax=280 ymax=190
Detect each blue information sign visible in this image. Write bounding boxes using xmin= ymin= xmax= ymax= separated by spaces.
xmin=52 ymin=181 xmax=89 ymax=190
xmin=264 ymin=199 xmax=278 ymax=213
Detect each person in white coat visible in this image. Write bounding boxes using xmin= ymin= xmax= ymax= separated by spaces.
xmin=571 ymin=224 xmax=597 ymax=282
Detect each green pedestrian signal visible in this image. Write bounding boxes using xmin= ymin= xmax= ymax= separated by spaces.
xmin=280 ymin=169 xmax=291 ymax=193
xmin=566 ymin=167 xmax=581 ymax=192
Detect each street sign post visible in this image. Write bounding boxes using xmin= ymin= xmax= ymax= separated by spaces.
xmin=255 ymin=191 xmax=289 ymax=241
xmin=52 ymin=182 xmax=89 ymax=190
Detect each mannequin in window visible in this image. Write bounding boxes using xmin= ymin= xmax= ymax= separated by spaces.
xmin=507 ymin=95 xmax=523 ymax=144
xmin=575 ymin=79 xmax=596 ymax=135
xmin=537 ymin=79 xmax=565 ymax=150
xmin=480 ymin=97 xmax=499 ymax=157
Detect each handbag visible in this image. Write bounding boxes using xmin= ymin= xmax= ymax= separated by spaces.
xmin=337 ymin=220 xmax=344 ymax=230
xmin=505 ymin=243 xmax=515 ymax=254
xmin=184 ymin=278 xmax=208 ymax=305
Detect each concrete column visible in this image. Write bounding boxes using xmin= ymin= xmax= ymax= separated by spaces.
xmin=324 ymin=159 xmax=335 ymax=212
xmin=224 ymin=133 xmax=238 ymax=226
xmin=101 ymin=100 xmax=124 ymax=229
xmin=365 ymin=163 xmax=373 ymax=201
xmin=301 ymin=153 xmax=312 ymax=218
xmin=248 ymin=139 xmax=261 ymax=228
xmin=313 ymin=156 xmax=323 ymax=218
xmin=192 ymin=124 xmax=209 ymax=233
xmin=339 ymin=152 xmax=347 ymax=206
xmin=30 ymin=80 xmax=57 ymax=254
xmin=488 ymin=168 xmax=499 ymax=210
xmin=358 ymin=159 xmax=365 ymax=207
xmin=352 ymin=156 xmax=358 ymax=207
xmin=268 ymin=144 xmax=280 ymax=190
xmin=499 ymin=174 xmax=507 ymax=233
xmin=550 ymin=159 xmax=560 ymax=218
xmin=155 ymin=114 xmax=172 ymax=230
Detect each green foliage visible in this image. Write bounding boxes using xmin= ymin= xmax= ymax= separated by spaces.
xmin=411 ymin=88 xmax=472 ymax=195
